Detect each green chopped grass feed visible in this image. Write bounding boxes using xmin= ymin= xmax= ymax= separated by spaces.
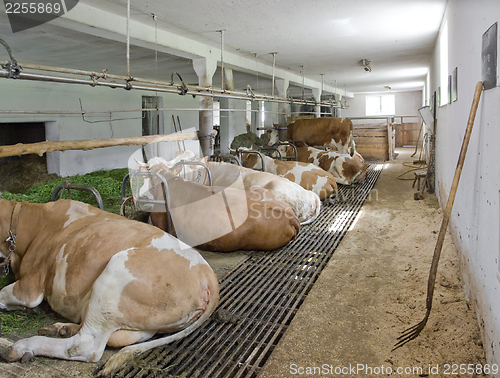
xmin=0 ymin=272 xmax=55 ymax=337
xmin=0 ymin=168 xmax=130 ymax=214
xmin=1 ymin=307 xmax=54 ymax=337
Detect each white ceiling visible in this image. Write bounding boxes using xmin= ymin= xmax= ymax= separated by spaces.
xmin=0 ymin=0 xmax=447 ymax=97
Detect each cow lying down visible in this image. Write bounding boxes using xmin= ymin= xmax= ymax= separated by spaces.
xmin=165 ymin=158 xmax=322 ymax=225
xmin=240 ymin=152 xmax=338 ymax=200
xmin=142 ymin=165 xmax=300 ymax=252
xmin=0 ymin=199 xmax=219 ymax=375
xmin=288 ymin=146 xmax=370 ymax=185
xmin=146 ymin=156 xmax=321 ymax=225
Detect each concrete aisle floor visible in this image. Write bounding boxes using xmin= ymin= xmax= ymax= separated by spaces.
xmin=260 ymin=148 xmax=487 ymax=378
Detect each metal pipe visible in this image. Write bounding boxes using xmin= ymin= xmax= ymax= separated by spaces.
xmin=348 ymin=115 xmax=419 ymax=120
xmin=51 ymin=181 xmax=104 ymax=210
xmin=301 ymin=65 xmax=305 ymax=100
xmin=126 ymin=0 xmax=130 ymax=77
xmin=172 ymin=160 xmax=212 ymax=186
xmin=219 ymin=29 xmax=225 ymax=92
xmin=0 ymin=67 xmax=339 ymax=107
xmin=0 ymin=108 xmax=339 ymax=117
xmin=271 ymin=52 xmax=277 ymax=97
xmin=1 ymin=60 xmax=324 ymax=103
xmin=320 ymin=74 xmax=324 ymax=94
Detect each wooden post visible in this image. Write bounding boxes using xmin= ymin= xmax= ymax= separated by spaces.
xmin=0 ymin=132 xmax=201 ymax=158
xmin=387 ymin=117 xmax=394 ymax=160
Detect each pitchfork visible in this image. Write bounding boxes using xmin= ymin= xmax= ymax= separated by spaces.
xmin=393 ymin=81 xmax=484 ymax=351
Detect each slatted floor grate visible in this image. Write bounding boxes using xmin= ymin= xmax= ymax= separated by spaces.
xmin=100 ymin=163 xmax=383 ymax=378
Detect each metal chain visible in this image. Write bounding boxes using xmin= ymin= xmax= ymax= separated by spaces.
xmin=6 ymin=230 xmax=17 ymax=252
xmin=1 ymin=230 xmax=16 ymax=275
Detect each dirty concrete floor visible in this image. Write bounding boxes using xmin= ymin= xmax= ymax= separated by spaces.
xmin=0 ymin=148 xmax=487 ymax=377
xmin=260 ymin=148 xmax=487 ymax=377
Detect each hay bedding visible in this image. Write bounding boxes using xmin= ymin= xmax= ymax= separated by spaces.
xmin=0 ymin=155 xmax=57 ymax=193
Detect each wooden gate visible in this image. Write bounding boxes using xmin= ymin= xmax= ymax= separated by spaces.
xmin=395 ymin=122 xmax=422 ymax=147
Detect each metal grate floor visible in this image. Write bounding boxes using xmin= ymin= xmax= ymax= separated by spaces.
xmin=100 ymin=164 xmax=383 ymax=378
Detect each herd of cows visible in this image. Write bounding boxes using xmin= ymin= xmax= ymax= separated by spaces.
xmin=0 ymin=117 xmax=369 ymax=374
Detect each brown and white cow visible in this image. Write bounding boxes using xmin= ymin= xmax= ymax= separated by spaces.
xmin=292 ymin=146 xmax=370 ymax=185
xmin=286 ymin=117 xmax=355 ymax=155
xmin=203 ymin=161 xmax=322 ymax=225
xmin=0 ymin=199 xmax=219 ymax=375
xmin=240 ymin=153 xmax=337 ymax=200
xmin=147 ymin=157 xmax=321 ymax=225
xmin=143 ymin=166 xmax=300 ymax=252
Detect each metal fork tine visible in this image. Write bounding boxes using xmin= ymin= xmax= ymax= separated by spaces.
xmin=398 ymin=321 xmax=423 ymax=337
xmin=392 ymin=312 xmax=430 ymax=351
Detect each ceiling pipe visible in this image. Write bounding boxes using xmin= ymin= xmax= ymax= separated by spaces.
xmin=271 ymin=52 xmax=277 ymax=97
xmin=0 ymin=59 xmax=346 ymax=104
xmin=0 ymin=67 xmax=340 ymax=107
xmin=126 ymin=0 xmax=130 ymax=78
xmin=320 ymin=74 xmax=324 ymax=100
xmin=218 ymin=29 xmax=225 ymax=92
xmin=0 ymin=107 xmax=287 ymax=115
xmin=301 ymin=65 xmax=305 ymax=100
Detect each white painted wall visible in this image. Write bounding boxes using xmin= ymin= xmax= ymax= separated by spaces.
xmin=0 ymin=78 xmax=199 ymax=176
xmin=429 ymin=0 xmax=500 ymax=366
xmin=342 ymin=90 xmax=423 ymax=122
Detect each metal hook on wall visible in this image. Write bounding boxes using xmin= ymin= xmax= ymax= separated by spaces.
xmin=79 ymin=98 xmax=145 ymax=124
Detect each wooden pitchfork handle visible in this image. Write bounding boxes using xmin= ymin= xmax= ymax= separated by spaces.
xmin=394 ymin=81 xmax=484 ymax=350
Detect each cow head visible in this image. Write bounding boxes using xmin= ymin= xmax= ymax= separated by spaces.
xmin=268 ymin=128 xmax=279 ymax=146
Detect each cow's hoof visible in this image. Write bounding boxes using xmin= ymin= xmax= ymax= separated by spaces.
xmin=38 ymin=325 xmax=58 ymax=337
xmin=21 ymin=352 xmax=33 ymax=363
xmin=38 ymin=324 xmax=73 ymax=338
xmin=59 ymin=326 xmax=71 ymax=337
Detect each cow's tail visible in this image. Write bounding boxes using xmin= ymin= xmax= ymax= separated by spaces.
xmin=348 ymin=119 xmax=355 ymax=156
xmin=299 ymin=193 xmax=321 ymax=225
xmin=101 ymin=287 xmax=219 ymax=377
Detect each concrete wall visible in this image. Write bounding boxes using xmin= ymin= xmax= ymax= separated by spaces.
xmin=0 ymin=78 xmax=199 ymax=176
xmin=429 ymin=0 xmax=500 ymax=366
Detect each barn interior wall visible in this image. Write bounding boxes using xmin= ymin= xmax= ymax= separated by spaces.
xmin=429 ymin=0 xmax=500 ymax=366
xmin=0 ymin=78 xmax=200 ymax=176
xmin=342 ymin=90 xmax=423 ymax=122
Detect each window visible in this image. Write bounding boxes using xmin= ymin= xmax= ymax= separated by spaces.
xmin=366 ymin=95 xmax=395 ymax=116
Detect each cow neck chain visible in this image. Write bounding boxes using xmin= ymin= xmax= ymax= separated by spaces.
xmin=1 ymin=202 xmax=22 ymax=275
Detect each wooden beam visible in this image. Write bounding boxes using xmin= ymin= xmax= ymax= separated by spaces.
xmin=0 ymin=132 xmax=200 ymax=158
